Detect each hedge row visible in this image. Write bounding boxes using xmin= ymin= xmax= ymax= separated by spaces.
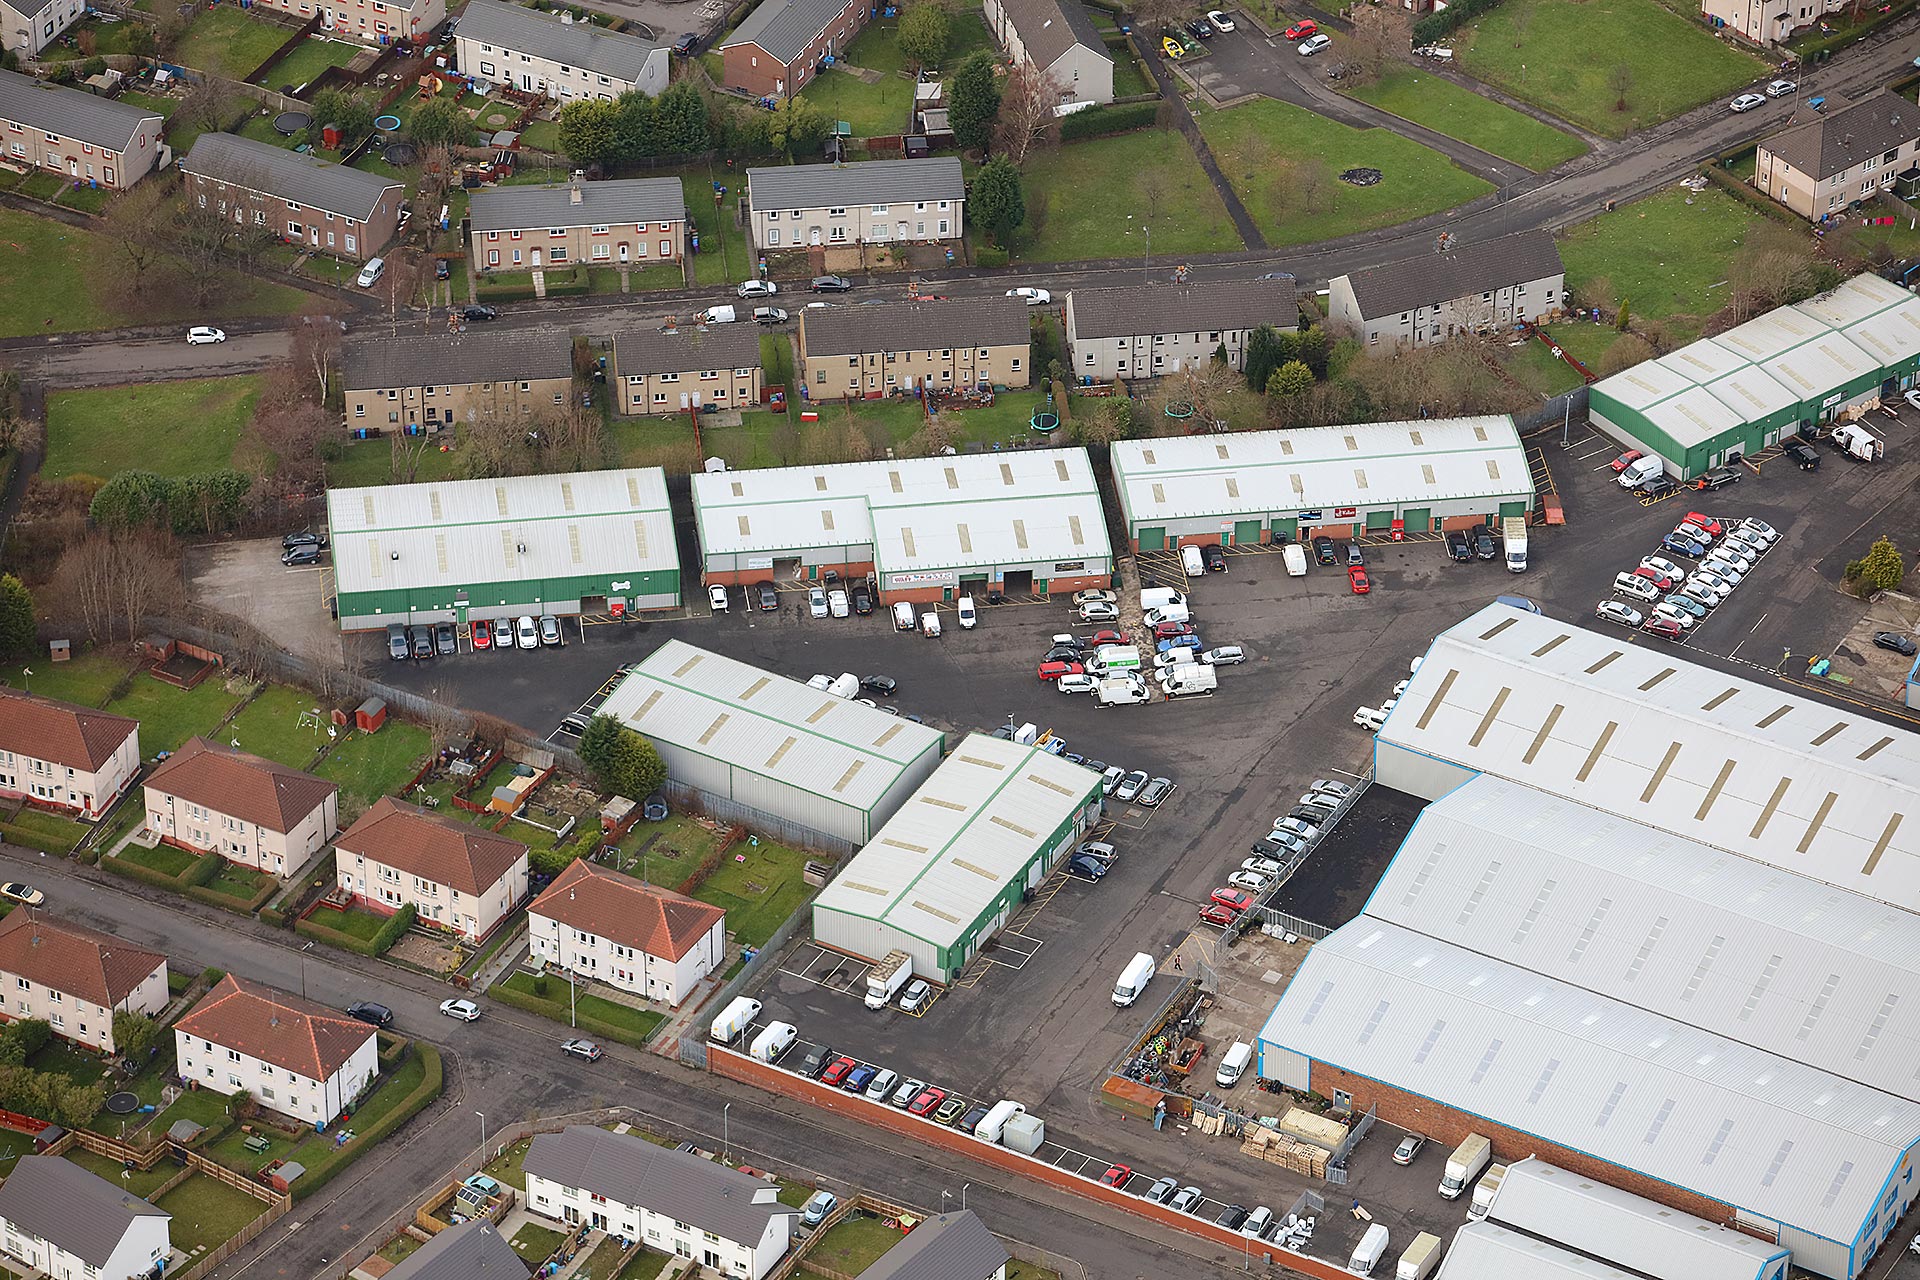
xmin=1790 ymin=0 xmax=1916 ymax=61
xmin=102 ymin=853 xmax=194 ymax=893
xmin=291 ymin=1044 xmax=443 ymax=1200
xmin=186 ymin=875 xmax=279 ymax=916
xmin=1060 ymin=100 xmax=1160 ymax=142
xmin=1412 ymin=0 xmax=1507 ymax=45
xmin=295 ymin=903 xmax=417 ymax=957
xmin=0 ymin=823 xmax=69 ymax=855
xmin=486 ymin=979 xmax=657 ymax=1049
xmin=1701 ymin=165 xmax=1801 ymax=226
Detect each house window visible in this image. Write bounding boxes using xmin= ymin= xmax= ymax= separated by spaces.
xmin=827 ymin=206 xmax=845 ymax=216
xmin=480 ymin=61 xmax=495 ymax=76
xmin=769 ymin=228 xmax=781 ymax=246
xmin=1011 ymin=358 xmax=1022 ymax=371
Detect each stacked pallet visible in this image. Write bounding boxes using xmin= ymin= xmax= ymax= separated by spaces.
xmin=1239 ymin=1126 xmax=1330 ymax=1177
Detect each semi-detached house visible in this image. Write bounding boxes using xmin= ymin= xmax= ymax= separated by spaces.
xmin=343 ymin=328 xmax=575 ymax=436
xmin=0 ymin=913 xmax=167 ymax=1055
xmin=456 ymin=0 xmax=668 ymax=100
xmin=0 ymin=1157 xmax=171 ymax=1280
xmin=720 ymin=0 xmax=871 ymax=100
xmin=1065 ymin=279 xmax=1298 ymax=382
xmin=799 ymin=294 xmax=1028 ymax=400
xmin=1326 ymin=228 xmax=1564 ymax=350
xmin=181 ymin=132 xmax=404 ymax=263
xmin=1756 ymin=92 xmax=1920 ymax=221
xmin=747 ymin=157 xmax=964 ymax=251
xmin=982 ymin=0 xmax=1113 ymax=106
xmin=0 ymin=687 xmax=140 ymax=820
xmin=0 ymin=0 xmax=85 ymax=58
xmin=469 ymin=174 xmax=686 ymax=272
xmin=0 ymin=69 xmax=162 ymax=189
xmin=173 ymin=975 xmax=378 ymax=1126
xmin=528 ymin=860 xmax=725 ymax=1008
xmin=143 ymin=738 xmax=340 ymax=877
xmin=334 ymin=797 xmax=530 ymax=943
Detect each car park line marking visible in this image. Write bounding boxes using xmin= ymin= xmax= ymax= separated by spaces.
xmin=1728 ymin=610 xmax=1769 ymax=661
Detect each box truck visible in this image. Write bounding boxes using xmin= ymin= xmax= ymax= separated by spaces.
xmin=1395 ymin=1232 xmax=1442 ymax=1280
xmin=708 ymin=996 xmax=762 ymax=1043
xmin=1467 ymin=1162 xmax=1508 ymax=1221
xmin=1113 ymin=952 xmax=1156 ymax=1006
xmin=1158 ymin=665 xmax=1218 ymax=698
xmin=864 ymin=950 xmax=915 ymax=1009
xmin=1438 ymin=1133 xmax=1491 ymax=1199
xmin=1349 ymin=1223 xmax=1389 ymax=1276
xmin=975 ymin=1100 xmax=1027 ymax=1145
xmin=1501 ymin=517 xmax=1527 ymax=573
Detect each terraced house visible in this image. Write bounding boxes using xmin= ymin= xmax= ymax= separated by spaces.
xmin=798 ymin=294 xmax=1028 ymax=400
xmin=1065 ymin=279 xmax=1298 ymax=382
xmin=747 ymin=157 xmax=965 ymax=251
xmin=249 ymin=0 xmax=444 ymax=47
xmin=609 ymin=322 xmax=763 ymax=416
xmin=469 ymin=173 xmax=686 ymax=271
xmin=0 ymin=69 xmax=162 ymax=188
xmin=455 ymin=0 xmax=669 ymax=99
xmin=334 ymin=797 xmax=530 ymax=943
xmin=1756 ymin=92 xmax=1920 ymax=221
xmin=181 ymin=132 xmax=404 ymax=263
xmin=0 ymin=687 xmax=140 ymax=819
xmin=0 ymin=914 xmax=167 ymax=1055
xmin=1327 ymin=229 xmax=1565 ymax=350
xmin=719 ymin=0 xmax=871 ymax=100
xmin=142 ymin=738 xmax=340 ymax=876
xmin=343 ymin=328 xmax=574 ymax=436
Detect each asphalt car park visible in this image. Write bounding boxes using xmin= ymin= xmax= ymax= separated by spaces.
xmin=185 ymin=537 xmax=339 ymax=664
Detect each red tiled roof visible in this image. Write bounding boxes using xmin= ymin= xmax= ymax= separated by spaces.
xmin=335 ymin=797 xmax=527 ymax=896
xmin=0 ymin=913 xmax=165 ymax=1009
xmin=145 ymin=738 xmax=337 ymax=834
xmin=529 ymin=861 xmax=725 ymax=962
xmin=0 ymin=688 xmax=138 ymax=772
xmin=173 ymin=974 xmax=374 ymax=1082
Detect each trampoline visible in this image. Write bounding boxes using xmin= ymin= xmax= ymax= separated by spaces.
xmin=374 ymin=113 xmax=402 ymax=131
xmin=382 ymin=141 xmax=419 ymax=166
xmin=272 ymin=110 xmax=310 ymax=135
xmin=106 ymin=1092 xmax=140 ymax=1115
xmin=1030 ymin=411 xmax=1060 ymax=433
xmin=1340 ymin=167 xmax=1383 ymax=186
xmin=1164 ymin=401 xmax=1195 ymax=419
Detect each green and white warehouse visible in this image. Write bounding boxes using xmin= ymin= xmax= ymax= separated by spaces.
xmin=598 ymin=640 xmax=945 ymax=852
xmin=329 ymin=468 xmax=680 ymax=630
xmin=811 ymin=734 xmax=1104 ymax=983
xmin=1589 ymin=273 xmax=1920 ymax=480
xmin=1109 ymin=416 xmax=1532 ymax=550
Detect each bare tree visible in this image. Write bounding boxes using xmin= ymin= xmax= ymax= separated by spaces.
xmin=1295 ymin=159 xmax=1334 ymax=217
xmin=1608 ymin=63 xmax=1634 ymax=114
xmin=179 ymin=79 xmax=239 ymax=136
xmin=993 ymin=63 xmax=1066 ymax=167
xmin=387 ymin=429 xmax=438 ymax=484
xmin=1154 ymin=358 xmax=1242 ymax=433
xmin=249 ymin=388 xmax=334 ymax=494
xmin=1343 ymin=6 xmax=1411 ymax=87
xmin=1129 ymin=0 xmax=1183 ymax=40
xmin=288 ymin=310 xmax=344 ymax=403
xmin=50 ymin=531 xmax=179 ymax=645
xmin=100 ymin=180 xmax=174 ymax=300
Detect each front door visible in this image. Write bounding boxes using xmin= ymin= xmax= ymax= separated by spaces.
xmin=531 ymin=248 xmax=542 ymax=267
xmin=897 ymin=220 xmax=908 ymax=239
xmin=67 ymin=157 xmax=77 ymax=176
xmin=809 ymin=227 xmax=821 ymax=246
xmin=618 ymin=242 xmax=629 ymax=262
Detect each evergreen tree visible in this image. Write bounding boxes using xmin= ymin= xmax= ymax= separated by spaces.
xmin=0 ymin=575 xmax=31 ymax=660
xmin=971 ymin=156 xmax=1025 ymax=246
xmin=950 ymin=52 xmax=1000 ymax=152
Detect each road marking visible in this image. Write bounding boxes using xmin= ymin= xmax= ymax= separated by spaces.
xmin=1729 ymin=611 xmax=1769 ymax=661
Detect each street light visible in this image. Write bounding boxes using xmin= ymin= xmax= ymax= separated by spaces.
xmin=723 ymin=1103 xmax=731 ymax=1163
xmin=476 ymin=1111 xmax=487 ymax=1171
xmin=961 ymin=1183 xmax=970 ymax=1211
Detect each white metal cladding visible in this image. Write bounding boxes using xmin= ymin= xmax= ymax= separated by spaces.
xmin=1777 ymin=1223 xmax=1857 ymax=1280
xmin=598 ymin=640 xmax=943 ymax=824
xmin=1371 ymin=739 xmax=1474 ymax=801
xmin=1705 ymin=363 xmax=1797 ymax=423
xmin=813 ymin=905 xmax=940 ymax=979
xmin=1109 ymin=416 xmax=1530 ymax=529
xmin=1376 ymin=604 xmax=1920 ymax=908
xmin=1488 ymin=1158 xmax=1792 ymax=1280
xmin=732 ymin=769 xmax=868 ymax=846
xmin=1434 ymin=1222 xmax=1649 ymax=1280
xmin=1839 ymin=295 xmax=1920 ymax=369
xmin=1371 ymin=775 xmax=1920 ymax=1104
xmin=811 ymin=734 xmax=1101 ymax=954
xmin=1258 ymin=919 xmax=1920 ymax=1252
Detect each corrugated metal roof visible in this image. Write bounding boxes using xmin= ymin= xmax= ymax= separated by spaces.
xmin=327 ymin=468 xmax=675 ymax=596
xmin=1489 ymin=1158 xmax=1792 ymax=1280
xmin=1713 ymin=306 xmax=1829 ymax=364
xmin=1379 ymin=604 xmax=1920 ymax=907
xmin=1761 ymin=332 xmax=1878 ymax=399
xmin=1435 ymin=1222 xmax=1646 ymax=1280
xmin=1794 ymin=271 xmax=1913 ymax=328
xmin=1703 ymin=363 xmax=1796 ymax=421
xmin=812 ymin=734 xmax=1099 ymax=949
xmin=598 ymin=640 xmax=942 ymax=811
xmin=1659 ymin=338 xmax=1747 ymax=385
xmin=1839 ymin=294 xmax=1920 ymax=369
xmin=1639 ymin=383 xmax=1747 ymax=450
xmin=1259 ymin=919 xmax=1920 ymax=1246
xmin=1592 ymin=358 xmax=1695 ymax=413
xmin=1110 ymin=416 xmax=1530 ymax=525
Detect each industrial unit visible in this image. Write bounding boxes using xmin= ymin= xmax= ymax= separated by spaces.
xmin=329 ymin=468 xmax=679 ymax=630
xmin=690 ymin=450 xmax=1114 ymax=605
xmin=595 ymin=640 xmax=944 ymax=851
xmin=1108 ymin=416 xmax=1531 ymax=551
xmin=811 ymin=733 xmax=1103 ymax=982
xmin=1589 ymin=272 xmax=1920 ymax=479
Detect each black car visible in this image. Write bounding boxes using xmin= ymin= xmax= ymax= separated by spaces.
xmin=1044 ymin=645 xmax=1082 ymax=664
xmin=1312 ymin=536 xmax=1337 ymax=565
xmin=861 ymin=675 xmax=897 ymax=695
xmin=1202 ymin=543 xmax=1226 ymax=572
xmin=409 ymin=625 xmax=434 ymax=659
xmin=1291 ymin=802 xmax=1335 ymax=823
xmin=1783 ymin=440 xmax=1821 ymax=470
xmin=754 ymin=580 xmax=779 ymax=611
xmin=434 ymin=622 xmax=456 ymax=656
xmin=1186 ymin=16 xmax=1214 ymax=39
xmin=1445 ymin=530 xmax=1473 ymax=562
xmin=347 ymin=1001 xmax=394 ymax=1027
xmin=811 ymin=275 xmax=853 ymax=292
xmin=1694 ymin=465 xmax=1741 ymax=491
xmin=1067 ymin=853 xmax=1107 ymax=880
xmin=991 ymin=725 xmax=1016 ymax=740
xmin=671 ymin=30 xmax=698 ymax=54
xmin=1215 ymin=1205 xmax=1249 ymax=1231
xmin=851 ymin=582 xmax=874 ymax=615
xmin=797 ymin=1042 xmax=837 ymax=1077
xmin=461 ymin=305 xmax=499 ymax=322
xmin=282 ymin=544 xmax=321 ymax=566
xmin=1641 ymin=474 xmax=1680 ymax=498
xmin=283 ymin=529 xmax=326 ymax=550
xmin=1875 ymin=631 xmax=1919 ymax=657
xmin=1473 ymin=527 xmax=1497 ymax=560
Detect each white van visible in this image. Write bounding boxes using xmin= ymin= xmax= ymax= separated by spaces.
xmin=828 ymin=673 xmax=859 ymax=699
xmin=1215 ymin=1040 xmax=1253 ymax=1088
xmin=1180 ymin=544 xmax=1206 ymax=578
xmin=957 ymin=595 xmax=977 ymax=628
xmin=1113 ymin=952 xmax=1156 ymax=1006
xmin=1281 ymin=543 xmax=1308 ymax=576
xmin=749 ymin=1021 xmax=796 ymax=1063
xmin=1617 ymin=455 xmax=1662 ymax=488
xmin=698 ymin=304 xmax=738 ymax=324
xmin=1140 ymin=587 xmax=1187 ymax=613
xmin=892 ymin=601 xmax=915 ymax=631
xmin=355 ymin=256 xmax=385 ymax=288
xmin=974 ymin=1099 xmax=1026 ymax=1145
xmin=708 ymin=996 xmax=762 ymax=1043
xmin=1349 ymin=1223 xmax=1389 ymax=1276
xmin=920 ymin=611 xmax=941 ymax=637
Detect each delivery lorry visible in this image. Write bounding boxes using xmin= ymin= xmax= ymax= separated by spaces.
xmin=1396 ymin=1232 xmax=1442 ymax=1280
xmin=709 ymin=996 xmax=761 ymax=1043
xmin=1439 ymin=1133 xmax=1491 ymax=1199
xmin=1467 ymin=1162 xmax=1508 ymax=1221
xmin=1502 ymin=517 xmax=1527 ymax=573
xmin=1158 ymin=664 xmax=1218 ymax=698
xmin=1349 ymin=1223 xmax=1389 ymax=1276
xmin=863 ymin=950 xmax=915 ymax=1009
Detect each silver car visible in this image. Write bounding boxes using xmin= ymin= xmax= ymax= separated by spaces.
xmin=808 ymin=586 xmax=829 ymax=618
xmin=899 ymin=979 xmax=932 ymax=1014
xmin=1115 ymin=770 xmax=1149 ymax=802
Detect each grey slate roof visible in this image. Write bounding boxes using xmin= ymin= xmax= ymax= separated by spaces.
xmin=182 ymin=132 xmax=402 ymax=222
xmin=862 ymin=1212 xmax=1010 ymax=1280
xmin=1763 ymin=91 xmax=1919 ymax=182
xmin=613 ymin=323 xmax=763 ymax=375
xmin=1337 ymin=229 xmax=1563 ymax=321
xmin=458 ymin=0 xmax=662 ymax=84
xmin=524 ymin=1126 xmax=792 ymax=1243
xmin=0 ymin=1156 xmax=169 ymax=1267
xmin=344 ymin=328 xmax=574 ymax=390
xmin=994 ymin=0 xmax=1109 ymax=73
xmin=802 ymin=294 xmax=1029 ymax=356
xmin=1069 ymin=278 xmax=1297 ymax=340
xmin=0 ymin=68 xmax=161 ymax=154
xmin=386 ymin=1218 xmax=530 ymax=1280
xmin=748 ymin=157 xmax=965 ymax=212
xmin=469 ymin=176 xmax=685 ymax=232
xmin=720 ymin=0 xmax=854 ymax=64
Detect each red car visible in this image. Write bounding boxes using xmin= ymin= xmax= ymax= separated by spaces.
xmin=1682 ymin=512 xmax=1724 ymax=537
xmin=1198 ymin=903 xmax=1237 ymax=927
xmin=1642 ymin=616 xmax=1685 ymax=642
xmin=1152 ymin=620 xmax=1195 ymax=639
xmin=1211 ymin=887 xmax=1256 ymax=913
xmin=1610 ymin=449 xmax=1644 ymax=473
xmin=908 ymin=1086 xmax=946 ymax=1116
xmin=1632 ymin=566 xmax=1673 ymax=591
xmin=1038 ymin=660 xmax=1086 ymax=681
xmin=821 ymin=1055 xmax=857 ymax=1086
xmin=1088 ymin=629 xmax=1131 ymax=647
xmin=1100 ymin=1163 xmax=1133 ymax=1188
xmin=471 ymin=619 xmax=492 ymax=650
xmin=1347 ymin=566 xmax=1370 ymax=594
xmin=1283 ymin=19 xmax=1317 ymax=38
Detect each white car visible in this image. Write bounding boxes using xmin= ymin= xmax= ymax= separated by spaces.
xmin=1228 ymin=870 xmax=1273 ymax=893
xmin=1200 ymin=646 xmax=1244 ymax=665
xmin=1309 ymin=778 xmax=1354 ymax=799
xmin=1651 ymin=601 xmax=1697 ymax=630
xmin=1640 ymin=555 xmax=1686 ymax=583
xmin=737 ymin=279 xmax=778 ymax=298
xmin=1705 ymin=549 xmax=1752 ymax=577
xmin=186 ymin=326 xmax=226 ymax=345
xmin=1058 ymin=672 xmax=1099 ymax=693
xmin=1905 ymin=388 xmax=1920 ymax=413
xmin=1006 ymin=287 xmax=1051 ymax=306
xmin=1739 ymin=518 xmax=1780 ymax=545
xmin=828 ymin=589 xmax=850 ymax=618
xmin=1272 ymin=816 xmax=1318 ymax=842
xmin=1675 ymin=520 xmax=1718 ymax=546
xmin=1353 ymin=705 xmax=1385 ymax=730
xmin=1243 ymin=856 xmax=1283 ymax=877
xmin=957 ymin=595 xmax=977 ymax=628
xmin=1693 ymin=566 xmax=1740 ymax=594
xmin=1596 ymin=600 xmax=1643 ymax=628
xmin=1298 ymin=32 xmax=1331 ymax=54
xmin=440 ymin=999 xmax=482 ymax=1021
xmin=708 ymin=584 xmax=729 ymax=613
xmin=1765 ymin=78 xmax=1796 ymax=97
xmin=1079 ymin=600 xmax=1120 ymax=622
xmin=1729 ymin=92 xmax=1766 ymax=112
xmin=515 ymin=615 xmax=540 ymax=649
xmin=808 ymin=585 xmax=829 ymax=618
xmin=1680 ymin=579 xmax=1723 ymax=609
xmin=1153 ymin=648 xmax=1194 ymax=669
xmin=1206 ymin=8 xmax=1234 ymax=30
xmin=1723 ymin=528 xmax=1768 ymax=558
xmin=1612 ymin=571 xmax=1660 ymax=603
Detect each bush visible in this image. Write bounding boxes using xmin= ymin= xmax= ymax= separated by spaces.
xmin=1790 ymin=0 xmax=1916 ymax=60
xmin=533 ymin=975 xmax=550 ymax=997
xmin=0 ymin=823 xmax=67 ymax=854
xmin=1060 ymin=101 xmax=1159 ymax=142
xmin=1413 ymin=0 xmax=1509 ymax=43
xmin=369 ymin=903 xmax=417 ymax=954
xmin=0 ymin=1019 xmax=50 ymax=1066
xmin=974 ymin=245 xmax=1010 ymax=268
xmin=103 ymin=853 xmax=190 ymax=892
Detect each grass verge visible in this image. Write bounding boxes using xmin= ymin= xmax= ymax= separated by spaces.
xmin=1347 ymin=66 xmax=1586 ymax=171
xmin=1001 ymin=130 xmax=1242 ymax=262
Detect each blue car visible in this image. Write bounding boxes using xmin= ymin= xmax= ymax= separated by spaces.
xmin=1068 ymin=853 xmax=1108 ymax=880
xmin=1662 ymin=533 xmax=1707 ymax=558
xmin=843 ymin=1063 xmax=878 ymax=1093
xmin=1156 ymin=635 xmax=1204 ymax=654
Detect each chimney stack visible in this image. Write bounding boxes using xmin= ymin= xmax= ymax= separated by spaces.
xmin=570 ymin=170 xmax=584 ymax=205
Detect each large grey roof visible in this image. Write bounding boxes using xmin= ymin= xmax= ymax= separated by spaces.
xmin=612 ymin=323 xmax=762 ymax=376
xmin=343 ymin=328 xmax=573 ymax=391
xmin=721 ymin=0 xmax=856 ymax=63
xmin=524 ymin=1126 xmax=793 ymax=1243
xmin=1069 ymin=279 xmax=1296 ymax=340
xmin=457 ymin=0 xmax=662 ymax=82
xmin=0 ymin=1156 xmax=169 ymax=1267
xmin=182 ymin=132 xmax=401 ymax=221
xmin=1435 ymin=1222 xmax=1646 ymax=1280
xmin=802 ymin=294 xmax=1028 ymax=356
xmin=749 ymin=157 xmax=965 ymax=212
xmin=993 ymin=0 xmax=1108 ymax=71
xmin=862 ymin=1212 xmax=1010 ymax=1280
xmin=0 ymin=69 xmax=161 ymax=154
xmin=469 ymin=177 xmax=685 ymax=232
xmin=1764 ymin=91 xmax=1919 ymax=181
xmin=386 ymin=1219 xmax=530 ymax=1280
xmin=1337 ymin=229 xmax=1563 ymax=321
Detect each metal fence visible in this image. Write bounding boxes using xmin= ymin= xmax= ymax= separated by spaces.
xmin=1325 ymin=1102 xmax=1377 ymax=1187
xmin=1247 ymin=908 xmax=1334 ymax=942
xmin=1226 ymin=773 xmax=1370 ymax=946
xmin=665 ymin=781 xmax=855 ymax=857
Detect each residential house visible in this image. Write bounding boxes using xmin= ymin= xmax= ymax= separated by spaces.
xmin=0 ymin=687 xmax=140 ymax=820
xmin=0 ymin=1157 xmax=170 ymax=1280
xmin=334 ymin=796 xmax=529 ymax=942
xmin=173 ymin=975 xmax=378 ymax=1126
xmin=863 ymin=1212 xmax=1010 ymax=1280
xmin=456 ymin=0 xmax=668 ymax=100
xmin=1701 ymin=0 xmax=1845 ymax=45
xmin=142 ymin=737 xmax=340 ymax=877
xmin=982 ymin=0 xmax=1113 ymax=106
xmin=247 ymin=0 xmax=444 ymax=48
xmin=799 ymin=295 xmax=1030 ymax=400
xmin=0 ymin=0 xmax=84 ymax=58
xmin=609 ymin=321 xmax=763 ymax=416
xmin=527 ymin=860 xmax=725 ymax=1008
xmin=0 ymin=913 xmax=167 ymax=1055
xmin=746 ymin=157 xmax=964 ymax=252
xmin=524 ymin=1125 xmax=794 ymax=1280
xmin=1064 ymin=279 xmax=1298 ymax=382
xmin=719 ymin=0 xmax=871 ymax=100
xmin=1756 ymin=92 xmax=1920 ymax=220
xmin=384 ymin=1218 xmax=529 ymax=1280
xmin=1326 ymin=229 xmax=1565 ymax=350
xmin=469 ymin=173 xmax=686 ymax=272
xmin=0 ymin=69 xmax=162 ymax=188
xmin=180 ymin=131 xmax=405 ymax=263
xmin=343 ymin=328 xmax=575 ymax=436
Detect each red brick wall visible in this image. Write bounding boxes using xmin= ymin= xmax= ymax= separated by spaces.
xmin=721 ymin=44 xmax=792 ymax=98
xmin=1439 ymin=514 xmax=1493 ymax=532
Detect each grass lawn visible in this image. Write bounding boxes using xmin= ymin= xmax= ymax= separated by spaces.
xmin=104 ymin=673 xmax=244 ymax=755
xmin=150 ymin=1082 xmax=240 ymax=1136
xmin=315 ymin=722 xmax=432 ymax=808
xmin=1452 ymin=0 xmax=1765 ymax=137
xmin=804 ymin=1215 xmax=903 ymax=1275
xmin=263 ymin=36 xmax=362 ymax=91
xmin=1348 ymin=66 xmax=1585 ymax=171
xmin=680 ymin=169 xmax=749 ymax=288
xmin=173 ymin=5 xmax=304 ymax=79
xmin=120 ymin=841 xmax=199 ymax=877
xmin=203 ymin=860 xmax=275 ymax=903
xmin=1110 ymin=51 xmax=1153 ymax=98
xmin=483 ymin=1135 xmax=533 ymax=1189
xmin=2 ymin=806 xmax=87 ymax=852
xmin=616 ymin=1250 xmax=672 ymax=1280
xmin=622 ymin=262 xmax=688 ymax=292
xmin=606 ymin=812 xmax=726 ymax=881
xmin=511 ymin=1222 xmax=568 ymax=1263
xmin=1006 ymin=130 xmax=1241 ymax=262
xmin=493 ymin=971 xmax=666 ymax=1044
xmin=1195 ymin=99 xmax=1492 ymax=248
xmin=1006 ymin=1263 xmax=1061 ymax=1280
xmin=225 ymin=685 xmax=329 ymax=768
xmin=155 ymin=1175 xmax=273 ymax=1255
xmin=690 ymin=836 xmax=812 ymax=947
xmin=1499 ymin=332 xmax=1587 ymax=396
xmin=520 ymin=118 xmax=563 ymax=153
xmin=379 ymin=1235 xmax=424 ymax=1264
xmin=1556 ymin=184 xmax=1752 ymax=321
xmin=801 ymin=66 xmax=912 ymax=138
xmin=324 ymin=435 xmax=465 ymax=488
xmin=306 ymin=904 xmax=389 ymax=941
xmin=202 ymin=1049 xmax=431 ymax=1178
xmin=0 ymin=652 xmax=128 ymax=706
xmin=66 ymin=1149 xmax=178 ymax=1200
xmin=44 ymin=377 xmax=260 ymax=481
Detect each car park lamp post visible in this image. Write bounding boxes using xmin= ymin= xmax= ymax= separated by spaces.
xmin=476 ymin=1111 xmax=486 ymax=1169
xmin=941 ymin=1191 xmax=951 ymax=1212
xmin=723 ymin=1103 xmax=731 ymax=1163
xmin=962 ymin=1183 xmax=970 ymax=1210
